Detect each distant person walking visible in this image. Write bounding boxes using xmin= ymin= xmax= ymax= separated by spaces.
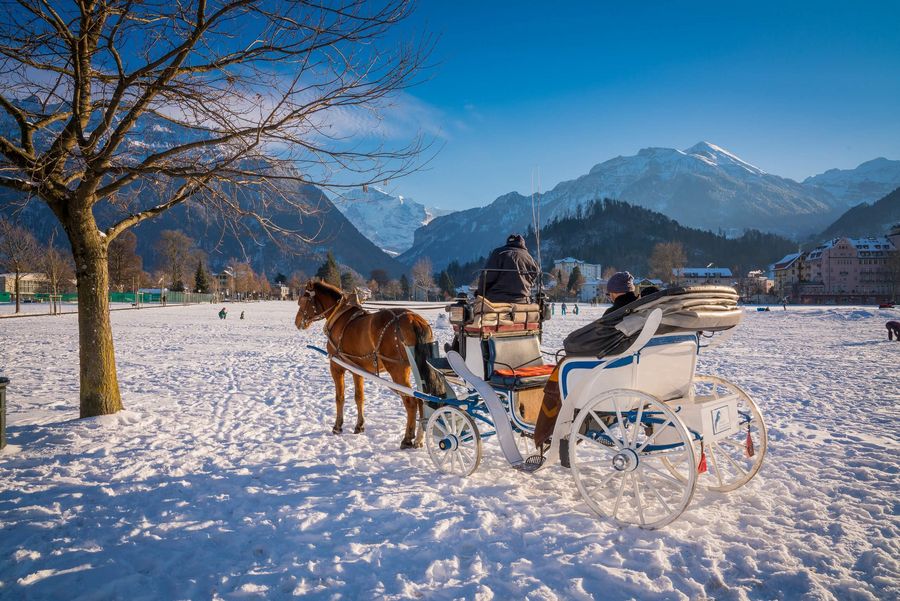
xmin=561 ymin=302 xmax=567 ymax=316
xmin=219 ymin=307 xmax=227 ymax=320
xmin=573 ymin=303 xmax=579 ymax=315
xmin=240 ymin=311 xmax=245 ymax=320
xmin=887 ymin=321 xmax=900 ymax=341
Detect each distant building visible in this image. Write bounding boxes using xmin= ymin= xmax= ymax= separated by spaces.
xmin=772 ymin=252 xmax=804 ymax=298
xmin=0 ymin=272 xmax=49 ymax=298
xmin=553 ymin=257 xmax=602 ymax=281
xmin=797 ymin=231 xmax=898 ymax=303
xmin=579 ymin=278 xmax=606 ymax=302
xmin=672 ymin=267 xmax=734 ymax=287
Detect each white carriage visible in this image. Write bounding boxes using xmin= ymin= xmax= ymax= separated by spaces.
xmin=315 ymin=285 xmax=767 ymax=528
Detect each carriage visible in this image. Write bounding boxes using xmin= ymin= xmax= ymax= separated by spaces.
xmin=309 ymin=285 xmax=767 ymax=529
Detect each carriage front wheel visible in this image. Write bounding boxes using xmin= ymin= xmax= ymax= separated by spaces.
xmin=425 ymin=406 xmax=482 ymax=477
xmin=569 ymin=390 xmax=697 ymax=529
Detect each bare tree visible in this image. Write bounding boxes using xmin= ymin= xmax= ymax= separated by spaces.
xmin=0 ymin=218 xmax=39 ymax=313
xmin=41 ymin=230 xmax=76 ymax=300
xmin=0 ymin=1 xmax=430 ymax=416
xmin=107 ymin=230 xmax=143 ymax=293
xmin=602 ymin=265 xmax=618 ymax=279
xmin=155 ymin=230 xmax=195 ymax=290
xmin=648 ymin=242 xmax=687 ymax=284
xmin=411 ymin=257 xmax=433 ymax=300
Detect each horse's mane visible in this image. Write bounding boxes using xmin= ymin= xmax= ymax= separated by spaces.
xmin=310 ymin=279 xmax=343 ymax=299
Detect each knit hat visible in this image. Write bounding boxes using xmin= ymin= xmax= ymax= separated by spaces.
xmin=607 ymin=271 xmax=635 ymax=294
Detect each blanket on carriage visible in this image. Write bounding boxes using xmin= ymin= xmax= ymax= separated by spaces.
xmin=562 ymin=285 xmax=741 ymax=356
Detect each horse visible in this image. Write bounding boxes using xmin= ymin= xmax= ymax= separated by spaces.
xmin=295 ymin=280 xmax=446 ymax=448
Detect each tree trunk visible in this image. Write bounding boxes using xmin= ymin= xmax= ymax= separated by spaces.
xmin=67 ymin=212 xmax=123 ymax=417
xmin=14 ymin=269 xmax=20 ymax=313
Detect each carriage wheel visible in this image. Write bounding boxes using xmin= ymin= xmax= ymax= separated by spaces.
xmin=426 ymin=406 xmax=482 ymax=477
xmin=689 ymin=375 xmax=767 ymax=492
xmin=569 ymin=390 xmax=697 ymax=529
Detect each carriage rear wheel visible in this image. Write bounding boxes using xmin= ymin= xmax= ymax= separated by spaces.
xmin=686 ymin=375 xmax=767 ymax=492
xmin=426 ymin=406 xmax=482 ymax=477
xmin=569 ymin=390 xmax=697 ymax=529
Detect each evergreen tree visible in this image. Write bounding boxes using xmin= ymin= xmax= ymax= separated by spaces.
xmin=400 ymin=274 xmax=410 ymax=299
xmin=194 ymin=260 xmax=210 ymax=293
xmin=316 ymin=251 xmax=341 ymax=288
xmin=341 ymin=271 xmax=359 ymax=292
xmin=274 ymin=272 xmax=287 ymax=284
xmin=567 ymin=265 xmax=585 ymax=293
xmin=439 ymin=270 xmax=455 ymax=298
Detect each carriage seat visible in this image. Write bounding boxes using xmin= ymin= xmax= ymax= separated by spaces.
xmin=487 ymin=334 xmax=554 ymax=389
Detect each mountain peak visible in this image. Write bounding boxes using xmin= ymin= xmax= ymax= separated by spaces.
xmin=683 ymin=141 xmax=764 ymax=174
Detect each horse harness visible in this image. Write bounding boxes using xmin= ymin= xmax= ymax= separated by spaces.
xmin=306 ymin=290 xmax=411 ymax=373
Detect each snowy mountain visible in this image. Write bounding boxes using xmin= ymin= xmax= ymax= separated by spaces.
xmin=804 ymin=158 xmax=900 ymax=208
xmin=401 ymin=142 xmax=845 ymax=269
xmin=331 ymin=187 xmax=452 ymax=255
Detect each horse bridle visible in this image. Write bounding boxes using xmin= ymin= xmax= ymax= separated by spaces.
xmin=298 ymin=288 xmax=345 ymax=330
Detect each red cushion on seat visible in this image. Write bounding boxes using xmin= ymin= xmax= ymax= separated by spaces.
xmin=492 ymin=364 xmax=556 ymax=378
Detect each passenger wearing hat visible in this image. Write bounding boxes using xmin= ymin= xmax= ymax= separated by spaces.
xmin=603 ymin=271 xmax=638 ymax=316
xmin=478 ymin=233 xmax=540 ymax=303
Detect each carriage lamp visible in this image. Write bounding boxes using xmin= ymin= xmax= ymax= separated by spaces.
xmin=447 ymin=297 xmax=472 ymax=325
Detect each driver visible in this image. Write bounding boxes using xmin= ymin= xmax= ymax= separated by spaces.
xmin=478 ymin=234 xmax=539 ymax=304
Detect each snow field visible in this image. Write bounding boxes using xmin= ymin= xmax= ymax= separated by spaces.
xmin=0 ymin=302 xmax=898 ymax=600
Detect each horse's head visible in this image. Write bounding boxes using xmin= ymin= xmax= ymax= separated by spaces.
xmin=295 ymin=280 xmax=341 ymax=329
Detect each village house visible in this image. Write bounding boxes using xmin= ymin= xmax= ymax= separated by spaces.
xmin=0 ymin=272 xmax=50 ymax=300
xmin=553 ymin=257 xmax=602 ymax=281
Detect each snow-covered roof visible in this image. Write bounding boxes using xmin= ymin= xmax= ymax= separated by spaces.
xmin=773 ymin=253 xmax=801 ymax=270
xmin=0 ymin=272 xmax=47 ymax=280
xmin=554 ymin=257 xmax=583 ymax=264
xmin=807 ymin=235 xmax=896 ymax=259
xmin=673 ymin=267 xmax=733 ymax=278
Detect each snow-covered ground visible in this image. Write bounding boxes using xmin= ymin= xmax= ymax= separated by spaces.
xmin=0 ymin=302 xmax=897 ymax=600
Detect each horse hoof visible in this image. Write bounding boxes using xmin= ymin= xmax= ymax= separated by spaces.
xmin=400 ymin=439 xmax=415 ymax=449
xmin=354 ymin=425 xmax=365 ymax=434
xmin=332 ymin=426 xmax=343 ymax=434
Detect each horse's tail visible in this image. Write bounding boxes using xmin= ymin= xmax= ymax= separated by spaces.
xmin=412 ymin=318 xmax=446 ymax=399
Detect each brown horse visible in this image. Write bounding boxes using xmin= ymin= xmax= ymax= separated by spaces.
xmin=295 ymin=280 xmax=446 ymax=448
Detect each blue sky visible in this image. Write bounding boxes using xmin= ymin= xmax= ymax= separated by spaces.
xmin=378 ymin=1 xmax=900 ymax=210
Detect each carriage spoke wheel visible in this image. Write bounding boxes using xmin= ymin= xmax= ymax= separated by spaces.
xmin=687 ymin=375 xmax=767 ymax=492
xmin=426 ymin=406 xmax=482 ymax=477
xmin=570 ymin=390 xmax=697 ymax=529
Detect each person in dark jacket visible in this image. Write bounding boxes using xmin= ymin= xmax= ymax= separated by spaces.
xmin=887 ymin=321 xmax=900 ymax=341
xmin=603 ymin=271 xmax=638 ymax=316
xmin=478 ymin=234 xmax=539 ymax=303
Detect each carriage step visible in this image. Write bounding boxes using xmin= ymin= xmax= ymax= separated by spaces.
xmin=513 ymin=454 xmax=545 ymax=473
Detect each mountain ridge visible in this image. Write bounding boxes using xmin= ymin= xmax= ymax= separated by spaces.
xmin=400 ymin=143 xmax=898 ymax=270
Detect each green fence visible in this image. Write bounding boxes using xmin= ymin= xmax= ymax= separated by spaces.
xmin=3 ymin=291 xmax=215 ymax=305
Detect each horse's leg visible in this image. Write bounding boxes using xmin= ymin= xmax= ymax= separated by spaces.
xmin=388 ymin=364 xmax=419 ymax=448
xmin=352 ymin=373 xmax=365 ymax=433
xmin=400 ymin=395 xmax=420 ymax=449
xmin=330 ymin=361 xmax=346 ymax=434
xmin=414 ymin=398 xmax=425 ymax=447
